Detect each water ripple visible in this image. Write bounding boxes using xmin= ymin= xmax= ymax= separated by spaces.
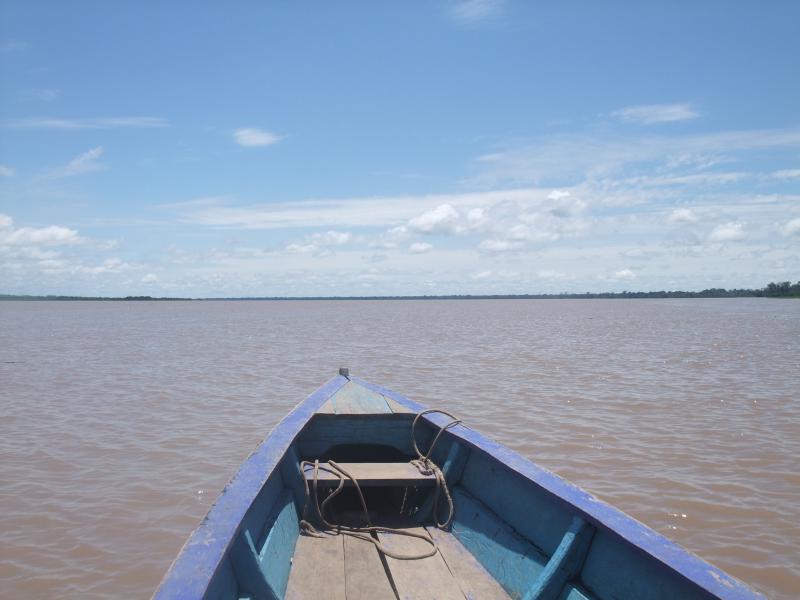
xmin=0 ymin=298 xmax=797 ymax=598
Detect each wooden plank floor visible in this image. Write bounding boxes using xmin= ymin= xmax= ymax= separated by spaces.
xmin=285 ymin=524 xmax=511 ymax=600
xmin=285 ymin=532 xmax=345 ymax=600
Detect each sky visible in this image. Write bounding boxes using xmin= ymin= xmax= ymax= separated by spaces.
xmin=1 ymin=1 xmax=798 ymax=297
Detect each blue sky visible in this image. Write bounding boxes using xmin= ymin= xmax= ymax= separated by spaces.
xmin=1 ymin=1 xmax=798 ymax=297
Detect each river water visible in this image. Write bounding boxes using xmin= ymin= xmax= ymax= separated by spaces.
xmin=0 ymin=299 xmax=797 ymax=598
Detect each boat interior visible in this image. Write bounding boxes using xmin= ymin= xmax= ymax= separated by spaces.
xmin=204 ymin=381 xmax=715 ymax=600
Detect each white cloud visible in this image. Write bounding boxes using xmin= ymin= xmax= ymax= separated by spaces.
xmin=234 ymin=128 xmax=281 ymax=147
xmin=771 ymin=168 xmax=800 ymax=179
xmin=450 ymin=0 xmax=502 ymax=23
xmin=54 ymin=146 xmax=105 ymax=177
xmin=0 ymin=215 xmax=82 ymax=246
xmin=142 ymin=273 xmax=158 ymax=284
xmin=780 ymin=217 xmax=800 ymax=237
xmin=613 ymin=268 xmax=636 ymax=280
xmin=285 ymin=243 xmax=317 ymax=254
xmin=547 ymin=189 xmax=571 ymax=201
xmin=611 ymin=103 xmax=699 ymax=124
xmin=285 ymin=230 xmax=352 ymax=255
xmin=0 ymin=165 xmax=15 ymax=176
xmin=478 ymin=239 xmax=520 ymax=253
xmin=3 ymin=116 xmax=168 ymax=129
xmin=470 ymin=127 xmax=800 ymax=186
xmin=408 ymin=203 xmax=461 ymax=234
xmin=370 ymin=225 xmax=410 ymax=249
xmin=409 ymin=242 xmax=433 ymax=254
xmin=310 ymin=230 xmax=352 ymax=246
xmin=537 ymin=270 xmax=566 ymax=280
xmin=507 ymin=224 xmax=531 ymax=240
xmin=175 ymin=189 xmax=549 ymax=230
xmin=77 ymin=258 xmax=133 ymax=275
xmin=466 ymin=207 xmax=487 ymax=228
xmin=627 ymin=171 xmax=746 ymax=187
xmin=667 ymin=208 xmax=699 ymax=224
xmin=547 ymin=194 xmax=587 ymax=218
xmin=708 ymin=222 xmax=746 ymax=243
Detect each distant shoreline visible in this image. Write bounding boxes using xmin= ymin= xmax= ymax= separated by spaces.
xmin=2 ymin=282 xmax=798 ymax=301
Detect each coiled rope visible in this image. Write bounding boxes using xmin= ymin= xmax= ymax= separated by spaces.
xmin=410 ymin=409 xmax=461 ymax=529
xmin=299 ymin=409 xmax=461 ymax=560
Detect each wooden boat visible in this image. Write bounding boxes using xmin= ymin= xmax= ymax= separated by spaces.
xmin=153 ymin=372 xmax=762 ymax=600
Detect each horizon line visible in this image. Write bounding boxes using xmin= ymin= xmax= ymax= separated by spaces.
xmin=2 ymin=283 xmax=798 ymax=302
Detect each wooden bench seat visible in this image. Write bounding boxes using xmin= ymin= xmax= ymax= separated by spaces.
xmin=301 ymin=461 xmax=436 ymax=487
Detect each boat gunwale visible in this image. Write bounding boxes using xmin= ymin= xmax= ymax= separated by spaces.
xmin=153 ymin=374 xmax=764 ymax=600
xmin=352 ymin=376 xmax=763 ymax=600
xmin=152 ymin=374 xmax=349 ymax=600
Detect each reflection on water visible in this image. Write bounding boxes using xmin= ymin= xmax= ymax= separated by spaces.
xmin=1 ymin=299 xmax=798 ymax=598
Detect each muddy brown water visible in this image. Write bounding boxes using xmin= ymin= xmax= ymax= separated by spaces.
xmin=1 ymin=299 xmax=797 ymax=598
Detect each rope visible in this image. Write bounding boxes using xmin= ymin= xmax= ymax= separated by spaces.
xmin=299 ymin=459 xmax=438 ymax=560
xmin=298 ymin=409 xmax=461 ymax=560
xmin=410 ymin=409 xmax=461 ymax=529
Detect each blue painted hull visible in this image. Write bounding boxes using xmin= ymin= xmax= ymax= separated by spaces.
xmin=153 ymin=375 xmax=763 ymax=600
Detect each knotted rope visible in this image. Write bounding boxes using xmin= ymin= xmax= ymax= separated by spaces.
xmin=299 ymin=408 xmax=461 ymax=560
xmin=410 ymin=409 xmax=461 ymax=529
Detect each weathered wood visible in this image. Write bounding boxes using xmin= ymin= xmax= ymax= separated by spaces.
xmin=460 ymin=450 xmax=573 ymax=557
xmin=160 ymin=375 xmax=766 ymax=600
xmin=415 ymin=440 xmax=470 ymax=524
xmin=427 ymin=526 xmax=511 ymax=600
xmin=331 ymin=381 xmax=392 ymax=414
xmin=298 ymin=414 xmax=430 ymax=458
xmin=303 ymin=461 xmax=436 ymax=487
xmin=343 ymin=534 xmax=396 ymax=600
xmin=579 ymin=529 xmax=713 ymax=600
xmin=229 ymin=487 xmax=299 ymax=600
xmin=385 ymin=395 xmax=415 ymax=413
xmin=524 ymin=516 xmax=594 ymax=600
xmin=285 ymin=533 xmax=346 ymax=600
xmin=355 ymin=378 xmax=765 ymax=600
xmin=280 ymin=445 xmax=307 ymax=509
xmin=558 ymin=585 xmax=596 ymax=600
xmin=317 ymin=399 xmax=336 ymax=414
xmin=377 ymin=525 xmax=464 ymax=600
xmin=450 ymin=487 xmax=548 ymax=598
xmin=202 ymin=556 xmax=238 ymax=600
xmin=153 ymin=375 xmax=349 ymax=600
xmin=229 ymin=528 xmax=277 ymax=600
xmin=257 ymin=489 xmax=300 ymax=599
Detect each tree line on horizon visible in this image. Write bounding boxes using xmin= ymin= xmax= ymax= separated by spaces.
xmin=0 ymin=281 xmax=798 ymax=301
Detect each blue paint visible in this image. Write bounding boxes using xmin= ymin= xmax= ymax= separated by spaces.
xmin=152 ymin=375 xmax=347 ymax=600
xmin=256 ymin=489 xmax=299 ymax=599
xmin=415 ymin=439 xmax=470 ymax=524
xmin=352 ymin=376 xmax=764 ymax=600
xmin=580 ymin=528 xmax=717 ymax=600
xmin=155 ymin=375 xmax=764 ymax=600
xmin=278 ymin=445 xmax=306 ymax=511
xmin=461 ymin=450 xmax=573 ymax=557
xmin=229 ymin=528 xmax=275 ymax=600
xmin=524 ymin=516 xmax=594 ymax=600
xmin=451 ymin=486 xmax=549 ymax=597
xmin=202 ymin=557 xmax=238 ymax=600
xmin=241 ymin=471 xmax=283 ymax=554
xmin=297 ymin=413 xmax=430 ymax=458
xmin=558 ymin=584 xmax=596 ymax=600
